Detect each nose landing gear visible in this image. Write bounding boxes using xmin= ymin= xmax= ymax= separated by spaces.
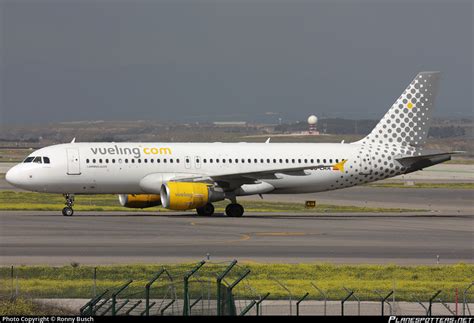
xmin=62 ymin=193 xmax=75 ymax=216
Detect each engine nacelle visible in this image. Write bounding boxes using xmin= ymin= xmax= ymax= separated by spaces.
xmin=118 ymin=194 xmax=161 ymax=208
xmin=160 ymin=182 xmax=225 ymax=210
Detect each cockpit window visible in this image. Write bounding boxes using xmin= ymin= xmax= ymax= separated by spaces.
xmin=33 ymin=156 xmax=42 ymax=164
xmin=43 ymin=157 xmax=50 ymax=164
xmin=23 ymin=157 xmax=34 ymax=163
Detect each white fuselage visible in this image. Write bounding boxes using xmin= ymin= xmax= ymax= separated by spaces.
xmin=5 ymin=141 xmax=407 ymax=195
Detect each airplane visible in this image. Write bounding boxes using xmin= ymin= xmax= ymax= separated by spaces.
xmin=6 ymin=71 xmax=455 ymax=217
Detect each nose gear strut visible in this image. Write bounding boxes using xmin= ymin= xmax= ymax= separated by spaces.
xmin=62 ymin=193 xmax=75 ymax=216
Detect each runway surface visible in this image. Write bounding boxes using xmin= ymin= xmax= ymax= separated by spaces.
xmin=1 ymin=211 xmax=472 ymax=265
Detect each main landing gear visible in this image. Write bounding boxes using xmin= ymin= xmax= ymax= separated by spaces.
xmin=196 ymin=203 xmax=215 ymax=216
xmin=195 ymin=202 xmax=245 ymax=217
xmin=225 ymin=195 xmax=244 ymax=217
xmin=225 ymin=203 xmax=244 ymax=217
xmin=62 ymin=193 xmax=75 ymax=216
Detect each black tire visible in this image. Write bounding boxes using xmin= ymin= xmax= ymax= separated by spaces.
xmin=197 ymin=203 xmax=215 ymax=216
xmin=62 ymin=207 xmax=74 ymax=216
xmin=225 ymin=203 xmax=244 ymax=217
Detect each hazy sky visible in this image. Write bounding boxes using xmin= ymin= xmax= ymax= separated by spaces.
xmin=1 ymin=0 xmax=472 ymax=125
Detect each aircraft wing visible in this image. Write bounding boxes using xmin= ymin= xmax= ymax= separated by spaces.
xmin=169 ymin=160 xmax=347 ymax=190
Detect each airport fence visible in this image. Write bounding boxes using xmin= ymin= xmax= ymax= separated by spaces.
xmin=1 ymin=262 xmax=473 ymax=316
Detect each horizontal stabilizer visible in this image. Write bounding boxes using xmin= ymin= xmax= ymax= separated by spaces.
xmin=395 ymin=152 xmax=459 ymax=172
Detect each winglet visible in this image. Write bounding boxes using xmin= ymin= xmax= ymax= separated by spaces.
xmin=71 ymin=137 xmax=76 ymax=143
xmin=265 ymin=138 xmax=271 ymax=144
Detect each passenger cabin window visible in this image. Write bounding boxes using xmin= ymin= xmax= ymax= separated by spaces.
xmin=33 ymin=156 xmax=42 ymax=164
xmin=24 ymin=157 xmax=34 ymax=163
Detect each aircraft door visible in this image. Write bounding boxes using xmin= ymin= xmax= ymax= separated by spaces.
xmin=184 ymin=156 xmax=191 ymax=169
xmin=194 ymin=156 xmax=201 ymax=169
xmin=66 ymin=149 xmax=81 ymax=175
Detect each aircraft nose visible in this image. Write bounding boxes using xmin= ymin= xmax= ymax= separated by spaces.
xmin=5 ymin=166 xmax=23 ymax=187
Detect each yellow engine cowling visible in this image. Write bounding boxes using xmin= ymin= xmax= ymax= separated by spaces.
xmin=118 ymin=194 xmax=161 ymax=208
xmin=160 ymin=182 xmax=225 ymax=210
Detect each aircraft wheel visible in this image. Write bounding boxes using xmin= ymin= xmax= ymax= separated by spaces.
xmin=225 ymin=203 xmax=244 ymax=217
xmin=197 ymin=203 xmax=215 ymax=216
xmin=62 ymin=207 xmax=74 ymax=216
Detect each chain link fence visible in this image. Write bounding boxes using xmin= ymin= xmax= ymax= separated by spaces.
xmin=1 ymin=262 xmax=472 ymax=316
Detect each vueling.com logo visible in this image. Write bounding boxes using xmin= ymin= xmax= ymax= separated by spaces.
xmin=90 ymin=145 xmax=172 ymax=158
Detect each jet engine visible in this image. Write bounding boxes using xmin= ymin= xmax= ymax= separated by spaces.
xmin=160 ymin=182 xmax=225 ymax=210
xmin=118 ymin=194 xmax=161 ymax=208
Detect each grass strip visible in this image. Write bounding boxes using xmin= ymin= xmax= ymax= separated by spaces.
xmin=0 ymin=263 xmax=471 ymax=301
xmin=367 ymin=182 xmax=474 ymax=189
xmin=0 ymin=191 xmax=420 ymax=213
